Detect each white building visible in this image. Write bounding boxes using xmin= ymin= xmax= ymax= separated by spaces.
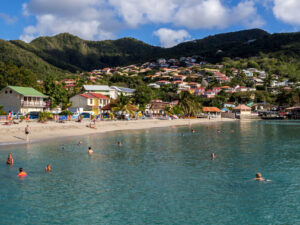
xmin=83 ymin=85 xmax=135 ymax=99
xmin=0 ymin=86 xmax=48 ymax=114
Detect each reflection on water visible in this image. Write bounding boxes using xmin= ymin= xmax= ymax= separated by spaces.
xmin=0 ymin=120 xmax=300 ymax=224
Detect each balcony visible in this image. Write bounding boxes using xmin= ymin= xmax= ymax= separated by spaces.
xmin=21 ymin=101 xmax=46 ymax=108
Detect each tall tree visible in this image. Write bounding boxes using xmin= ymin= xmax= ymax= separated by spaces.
xmin=178 ymin=91 xmax=201 ymax=117
xmin=43 ymin=76 xmax=69 ymax=109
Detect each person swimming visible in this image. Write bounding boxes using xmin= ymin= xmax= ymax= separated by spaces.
xmin=191 ymin=129 xmax=195 ymax=133
xmin=118 ymin=141 xmax=122 ymax=147
xmin=78 ymin=141 xmax=83 ymax=146
xmin=88 ymin=147 xmax=93 ymax=154
xmin=181 ymin=133 xmax=184 ymax=137
xmin=211 ymin=153 xmax=215 ymax=160
xmin=18 ymin=168 xmax=27 ymax=177
xmin=6 ymin=153 xmax=14 ymax=165
xmin=254 ymin=173 xmax=265 ymax=181
xmin=45 ymin=164 xmax=52 ymax=172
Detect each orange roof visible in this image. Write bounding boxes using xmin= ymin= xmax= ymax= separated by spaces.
xmin=202 ymin=107 xmax=221 ymax=112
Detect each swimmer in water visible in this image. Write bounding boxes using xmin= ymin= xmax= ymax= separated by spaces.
xmin=118 ymin=141 xmax=122 ymax=147
xmin=18 ymin=168 xmax=27 ymax=177
xmin=6 ymin=153 xmax=14 ymax=165
xmin=78 ymin=141 xmax=83 ymax=146
xmin=88 ymin=146 xmax=93 ymax=154
xmin=45 ymin=164 xmax=52 ymax=172
xmin=254 ymin=173 xmax=265 ymax=181
xmin=191 ymin=129 xmax=195 ymax=133
xmin=211 ymin=153 xmax=215 ymax=160
xmin=181 ymin=133 xmax=184 ymax=137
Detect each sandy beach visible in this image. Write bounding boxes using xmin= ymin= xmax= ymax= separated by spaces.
xmin=0 ymin=118 xmax=235 ymax=145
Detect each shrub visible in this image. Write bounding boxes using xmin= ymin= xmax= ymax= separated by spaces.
xmin=39 ymin=112 xmax=53 ymax=122
xmin=60 ymin=110 xmax=74 ymax=116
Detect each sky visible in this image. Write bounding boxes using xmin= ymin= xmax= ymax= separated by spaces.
xmin=0 ymin=0 xmax=299 ymax=48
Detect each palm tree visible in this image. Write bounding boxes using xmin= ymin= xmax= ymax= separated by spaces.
xmin=111 ymin=93 xmax=136 ymax=118
xmin=178 ymin=91 xmax=201 ymax=117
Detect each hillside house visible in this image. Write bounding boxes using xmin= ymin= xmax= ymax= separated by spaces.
xmin=173 ymin=75 xmax=187 ymax=81
xmin=194 ymin=87 xmax=205 ymax=96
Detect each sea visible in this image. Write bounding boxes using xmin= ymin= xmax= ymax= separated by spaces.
xmin=0 ymin=120 xmax=300 ymax=225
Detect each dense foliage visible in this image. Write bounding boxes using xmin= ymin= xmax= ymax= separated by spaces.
xmin=1 ymin=29 xmax=300 ymax=80
xmin=0 ymin=62 xmax=38 ymax=89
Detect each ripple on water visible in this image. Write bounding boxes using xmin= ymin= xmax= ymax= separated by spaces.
xmin=0 ymin=121 xmax=299 ymax=224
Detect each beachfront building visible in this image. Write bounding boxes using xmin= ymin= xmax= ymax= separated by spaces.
xmin=83 ymin=85 xmax=135 ymax=99
xmin=202 ymin=107 xmax=221 ymax=118
xmin=286 ymin=106 xmax=300 ymax=119
xmin=70 ymin=93 xmax=110 ymax=115
xmin=0 ymin=86 xmax=48 ymax=114
xmin=233 ymin=104 xmax=252 ymax=116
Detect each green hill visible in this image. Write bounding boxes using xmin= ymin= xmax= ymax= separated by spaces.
xmin=1 ymin=28 xmax=300 ymax=79
xmin=0 ymin=39 xmax=66 ymax=79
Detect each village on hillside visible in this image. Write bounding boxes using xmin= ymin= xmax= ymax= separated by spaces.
xmin=0 ymin=55 xmax=300 ymax=122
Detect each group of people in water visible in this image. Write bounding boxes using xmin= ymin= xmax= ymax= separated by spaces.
xmin=6 ymin=152 xmax=51 ymax=177
xmin=6 ymin=127 xmax=266 ymax=181
xmin=186 ymin=128 xmax=266 ymax=181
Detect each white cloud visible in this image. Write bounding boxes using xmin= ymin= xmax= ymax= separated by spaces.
xmin=20 ymin=0 xmax=264 ymax=43
xmin=154 ymin=28 xmax=191 ymax=48
xmin=20 ymin=0 xmax=120 ymax=42
xmin=273 ymin=0 xmax=300 ymax=25
xmin=231 ymin=1 xmax=265 ymax=28
xmin=0 ymin=13 xmax=17 ymax=24
xmin=109 ymin=0 xmax=177 ymax=27
xmin=175 ymin=0 xmax=229 ymax=29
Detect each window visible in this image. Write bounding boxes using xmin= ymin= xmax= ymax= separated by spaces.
xmin=9 ymin=90 xmax=12 ymax=94
xmin=5 ymin=91 xmax=7 ymax=94
xmin=24 ymin=97 xmax=27 ymax=101
xmin=89 ymin=99 xmax=93 ymax=105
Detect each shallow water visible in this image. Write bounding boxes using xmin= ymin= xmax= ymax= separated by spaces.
xmin=0 ymin=120 xmax=300 ymax=224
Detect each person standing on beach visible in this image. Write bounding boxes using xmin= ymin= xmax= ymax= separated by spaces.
xmin=6 ymin=153 xmax=14 ymax=165
xmin=25 ymin=125 xmax=30 ymax=142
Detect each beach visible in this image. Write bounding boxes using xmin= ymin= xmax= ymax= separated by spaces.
xmin=0 ymin=118 xmax=235 ymax=145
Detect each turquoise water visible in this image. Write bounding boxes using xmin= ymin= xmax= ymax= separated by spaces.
xmin=0 ymin=121 xmax=300 ymax=224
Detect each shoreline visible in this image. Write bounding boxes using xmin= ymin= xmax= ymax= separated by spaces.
xmin=0 ymin=118 xmax=236 ymax=146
